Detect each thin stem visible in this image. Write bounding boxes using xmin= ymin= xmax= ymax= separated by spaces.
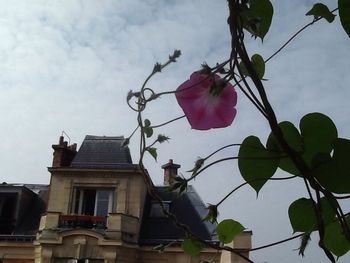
xmin=128 ymin=125 xmax=139 ymax=140
xmin=249 ymin=233 xmax=304 ymax=252
xmin=231 ymin=73 xmax=269 ymax=119
xmin=204 ymin=144 xmax=241 ymax=161
xmin=304 ymin=180 xmax=335 ymax=262
xmin=265 ymin=8 xmax=339 ymax=64
xmin=216 ymin=175 xmax=297 ymax=207
xmin=187 ymin=154 xmax=282 ymax=182
xmin=334 ymin=194 xmax=350 ymax=199
xmin=150 ymin=115 xmax=185 ymax=128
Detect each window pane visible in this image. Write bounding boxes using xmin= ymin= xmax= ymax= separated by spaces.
xmin=73 ymin=189 xmax=80 ymax=214
xmin=96 ymin=190 xmax=112 ymax=216
xmin=82 ymin=189 xmax=96 ymax=215
xmin=150 ymin=202 xmax=170 ymax=217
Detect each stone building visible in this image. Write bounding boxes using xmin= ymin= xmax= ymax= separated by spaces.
xmin=0 ymin=135 xmax=251 ymax=263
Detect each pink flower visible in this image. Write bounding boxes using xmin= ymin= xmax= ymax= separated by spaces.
xmin=175 ymin=72 xmax=237 ymax=130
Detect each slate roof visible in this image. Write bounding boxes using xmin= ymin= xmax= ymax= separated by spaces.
xmin=139 ymin=185 xmax=217 ymax=244
xmin=0 ymin=184 xmax=48 ymax=239
xmin=71 ymin=135 xmax=138 ymax=169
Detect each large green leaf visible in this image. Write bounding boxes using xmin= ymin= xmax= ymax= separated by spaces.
xmin=181 ymin=239 xmax=202 ymax=256
xmin=289 ymin=198 xmax=317 ymax=232
xmin=239 ymin=54 xmax=265 ymax=80
xmin=288 ymin=197 xmax=336 ymax=233
xmin=238 ymin=136 xmax=279 ymax=193
xmin=266 ymin=121 xmax=303 ymax=175
xmin=299 ymin=113 xmax=338 ymax=166
xmin=312 ymin=138 xmax=350 ymax=193
xmin=339 ymin=0 xmax=350 ymax=38
xmin=324 ymin=216 xmax=350 ymax=257
xmin=306 ymin=3 xmax=336 ymax=23
xmin=250 ymin=0 xmax=274 ymax=40
xmin=216 ymin=219 xmax=245 ymax=244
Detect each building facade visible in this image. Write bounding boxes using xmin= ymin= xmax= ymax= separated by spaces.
xmin=0 ymin=135 xmax=251 ymax=263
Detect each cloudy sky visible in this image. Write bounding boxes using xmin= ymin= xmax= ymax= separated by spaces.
xmin=0 ymin=0 xmax=349 ymax=262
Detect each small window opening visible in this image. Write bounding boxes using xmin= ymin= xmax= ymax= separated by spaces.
xmin=0 ymin=193 xmax=17 ymax=234
xmin=150 ymin=201 xmax=171 ymax=217
xmin=71 ymin=188 xmax=114 ymax=216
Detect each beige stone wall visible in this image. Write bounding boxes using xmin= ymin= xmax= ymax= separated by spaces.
xmin=220 ymin=231 xmax=252 ymax=263
xmin=0 ymin=242 xmax=35 ymax=262
xmin=32 ymin=167 xmax=252 ymax=263
xmin=46 ymin=169 xmax=146 ymax=219
xmin=0 ymin=233 xmax=252 ymax=263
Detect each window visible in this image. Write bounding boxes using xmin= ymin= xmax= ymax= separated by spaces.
xmin=71 ymin=188 xmax=114 ymax=216
xmin=0 ymin=193 xmax=17 ymax=234
xmin=149 ymin=201 xmax=171 ymax=217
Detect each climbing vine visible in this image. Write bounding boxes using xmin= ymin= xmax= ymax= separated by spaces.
xmin=126 ymin=1 xmax=350 ymax=262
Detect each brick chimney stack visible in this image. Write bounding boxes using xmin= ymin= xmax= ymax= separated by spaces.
xmin=161 ymin=159 xmax=181 ymax=185
xmin=52 ymin=136 xmax=77 ymax=167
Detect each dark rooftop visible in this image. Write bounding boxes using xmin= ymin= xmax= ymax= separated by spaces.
xmin=0 ymin=184 xmax=48 ymax=237
xmin=139 ymin=185 xmax=217 ymax=244
xmin=71 ymin=135 xmax=138 ymax=169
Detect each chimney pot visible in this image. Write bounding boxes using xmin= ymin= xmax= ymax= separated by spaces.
xmin=161 ymin=159 xmax=181 ymax=185
xmin=52 ymin=136 xmax=77 ymax=167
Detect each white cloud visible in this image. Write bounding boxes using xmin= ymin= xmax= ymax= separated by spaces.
xmin=0 ymin=1 xmax=349 ymax=262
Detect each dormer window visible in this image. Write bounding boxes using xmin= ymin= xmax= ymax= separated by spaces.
xmin=0 ymin=193 xmax=17 ymax=234
xmin=71 ymin=188 xmax=114 ymax=216
xmin=149 ymin=201 xmax=171 ymax=217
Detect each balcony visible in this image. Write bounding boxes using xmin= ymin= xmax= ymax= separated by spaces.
xmin=58 ymin=215 xmax=106 ymax=229
xmin=39 ymin=212 xmax=139 ymax=242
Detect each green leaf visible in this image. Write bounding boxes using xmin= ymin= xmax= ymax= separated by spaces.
xmin=320 ymin=197 xmax=338 ymax=226
xmin=312 ymin=138 xmax=350 ymax=193
xmin=144 ymin=119 xmax=151 ymax=127
xmin=157 ymin=134 xmax=170 ymax=143
xmin=238 ymin=61 xmax=249 ymax=77
xmin=299 ymin=112 xmax=338 ymax=166
xmin=147 ymin=147 xmax=157 ymax=161
xmin=239 ymin=54 xmax=265 ymax=80
xmin=144 ymin=126 xmax=153 ymax=138
xmin=267 ymin=121 xmax=303 ymax=175
xmin=339 ymin=0 xmax=350 ymax=38
xmin=324 ymin=216 xmax=350 ymax=257
xmin=181 ymin=239 xmax=202 ymax=256
xmin=288 ymin=197 xmax=336 ymax=233
xmin=251 ymin=54 xmax=265 ymax=79
xmin=216 ymin=219 xmax=245 ymax=244
xmin=250 ymin=0 xmax=274 ymax=40
xmin=306 ymin=3 xmax=336 ymax=23
xmin=203 ymin=204 xmax=218 ymax=224
xmin=289 ymin=198 xmax=318 ymax=232
xmin=238 ymin=136 xmax=279 ymax=193
xmin=143 ymin=119 xmax=153 ymax=138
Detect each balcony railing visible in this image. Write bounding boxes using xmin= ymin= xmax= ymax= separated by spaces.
xmin=58 ymin=215 xmax=106 ymax=229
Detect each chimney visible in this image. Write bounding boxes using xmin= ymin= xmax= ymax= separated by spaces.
xmin=161 ymin=159 xmax=181 ymax=185
xmin=52 ymin=136 xmax=77 ymax=167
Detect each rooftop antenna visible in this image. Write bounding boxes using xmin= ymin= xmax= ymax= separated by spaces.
xmin=61 ymin=131 xmax=71 ymax=145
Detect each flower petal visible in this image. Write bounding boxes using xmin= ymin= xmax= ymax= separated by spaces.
xmin=176 ymin=72 xmax=237 ymax=130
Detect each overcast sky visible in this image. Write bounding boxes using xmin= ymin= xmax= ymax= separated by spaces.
xmin=0 ymin=1 xmax=349 ymax=262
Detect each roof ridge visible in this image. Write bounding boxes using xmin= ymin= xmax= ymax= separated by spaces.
xmin=85 ymin=135 xmax=125 ymax=140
